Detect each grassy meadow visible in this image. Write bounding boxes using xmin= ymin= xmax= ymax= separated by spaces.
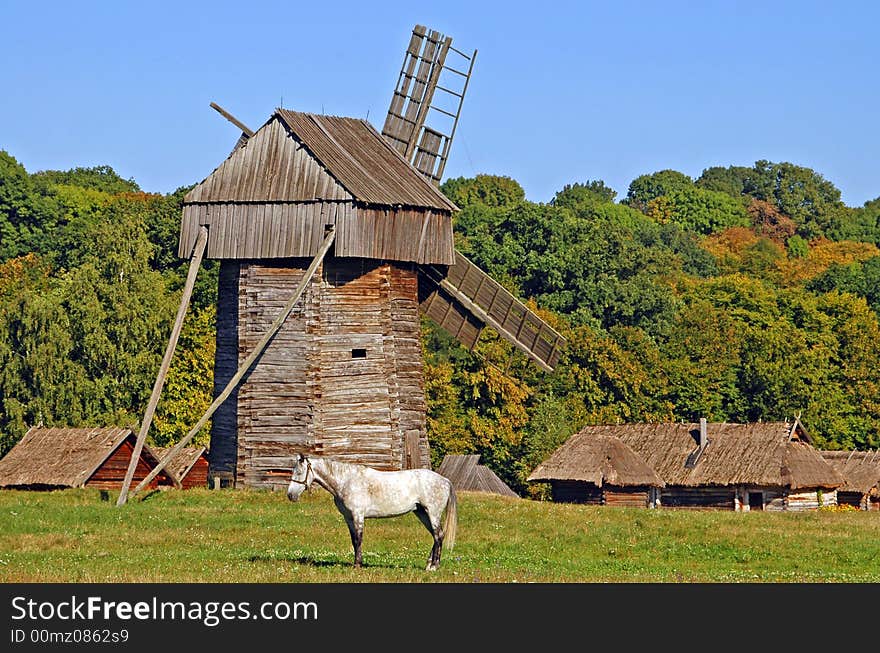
xmin=0 ymin=486 xmax=878 ymax=583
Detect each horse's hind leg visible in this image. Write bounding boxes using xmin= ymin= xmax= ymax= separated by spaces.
xmin=414 ymin=505 xmax=443 ymax=571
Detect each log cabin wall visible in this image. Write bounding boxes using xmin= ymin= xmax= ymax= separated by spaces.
xmin=604 ymin=487 xmax=651 ymax=508
xmin=212 ymin=256 xmax=429 ymax=490
xmin=661 ymin=486 xmax=736 ymax=510
xmin=549 ymin=481 xmax=651 ymax=506
xmin=782 ymin=488 xmax=837 ymax=511
xmin=85 ymin=439 xmax=167 ymax=490
xmin=236 ymin=259 xmax=315 ymax=489
xmin=550 ymin=481 xmax=604 ymax=504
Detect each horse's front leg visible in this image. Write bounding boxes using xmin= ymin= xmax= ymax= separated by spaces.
xmin=333 ymin=497 xmax=364 ymax=567
xmin=349 ymin=514 xmax=364 ymax=567
xmin=336 ymin=499 xmax=364 ymax=567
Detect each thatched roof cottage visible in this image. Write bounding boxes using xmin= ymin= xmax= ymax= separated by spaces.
xmin=0 ymin=426 xmax=175 ymax=490
xmin=820 ymin=450 xmax=880 ymax=511
xmin=529 ymin=420 xmax=843 ymax=511
xmin=527 ymin=434 xmax=664 ymax=507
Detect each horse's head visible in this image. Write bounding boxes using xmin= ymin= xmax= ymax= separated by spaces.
xmin=287 ymin=453 xmax=314 ymax=502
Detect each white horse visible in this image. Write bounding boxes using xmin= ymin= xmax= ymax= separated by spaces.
xmin=287 ymin=454 xmax=457 ymax=571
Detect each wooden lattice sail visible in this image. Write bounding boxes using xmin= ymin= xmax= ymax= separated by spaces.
xmin=381 ymin=24 xmax=476 ymax=184
xmin=382 ymin=26 xmax=565 ymax=373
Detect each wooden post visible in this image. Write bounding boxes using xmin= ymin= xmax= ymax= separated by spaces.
xmin=210 ymin=102 xmax=255 ymax=138
xmin=116 ymin=226 xmax=208 ymax=506
xmin=128 ymin=228 xmax=336 ymax=498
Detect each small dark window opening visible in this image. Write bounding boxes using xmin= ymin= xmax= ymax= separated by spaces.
xmin=748 ymin=491 xmax=764 ymax=511
xmin=351 ymin=348 xmax=367 ymax=359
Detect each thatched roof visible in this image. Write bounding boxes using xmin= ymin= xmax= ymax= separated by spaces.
xmin=821 ymin=451 xmax=880 ymax=494
xmin=535 ymin=421 xmax=842 ymax=490
xmin=153 ymin=445 xmax=207 ymax=481
xmin=527 ymin=434 xmax=664 ymax=487
xmin=437 ymin=455 xmax=519 ymax=498
xmin=0 ymin=426 xmax=166 ymax=488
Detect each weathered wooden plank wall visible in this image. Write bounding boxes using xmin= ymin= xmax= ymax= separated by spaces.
xmin=208 ymin=261 xmax=241 ymax=484
xmin=85 ymin=440 xmax=166 ymax=490
xmin=181 ymin=202 xmax=454 ymax=264
xmin=181 ymin=457 xmax=209 ymax=489
xmin=237 ymin=261 xmax=315 ymax=488
xmin=212 ymin=257 xmax=429 ymax=490
xmin=604 ymin=488 xmax=651 ymax=508
xmin=782 ymin=489 xmax=837 ymax=511
xmin=661 ymin=486 xmax=736 ymax=510
xmin=550 ymin=481 xmax=604 ymax=504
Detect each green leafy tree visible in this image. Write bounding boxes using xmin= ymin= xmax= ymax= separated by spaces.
xmin=808 ymin=256 xmax=880 ymax=320
xmin=695 ymin=165 xmax=754 ymax=198
xmin=0 ymin=151 xmax=59 ymax=262
xmin=440 ymin=174 xmax=526 ymax=209
xmin=152 ymin=305 xmax=217 ymax=447
xmin=646 ymin=186 xmax=750 ymax=235
xmin=623 ymin=169 xmax=693 ymax=212
xmin=34 ymin=165 xmax=140 ymax=195
xmin=551 ymin=180 xmax=617 ymax=208
xmin=828 ymin=197 xmax=880 ymax=244
xmin=0 ymin=255 xmax=88 ymax=454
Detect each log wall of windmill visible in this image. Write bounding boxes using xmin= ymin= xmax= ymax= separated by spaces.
xmin=208 ymin=257 xmax=429 ymax=490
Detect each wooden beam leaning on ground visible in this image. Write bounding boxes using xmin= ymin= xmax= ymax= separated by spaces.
xmin=128 ymin=227 xmax=337 ymax=498
xmin=116 ymin=226 xmax=209 ymax=505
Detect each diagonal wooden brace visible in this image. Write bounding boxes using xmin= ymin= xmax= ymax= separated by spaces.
xmin=116 ymin=226 xmax=209 ymax=506
xmin=127 ymin=227 xmax=336 ymax=499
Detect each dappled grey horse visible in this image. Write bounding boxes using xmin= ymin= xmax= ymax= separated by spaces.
xmin=287 ymin=454 xmax=457 ymax=571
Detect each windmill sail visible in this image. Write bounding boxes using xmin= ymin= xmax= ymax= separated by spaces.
xmin=419 ymin=252 xmax=566 ymax=372
xmin=381 ymin=25 xmax=476 ymax=184
xmin=382 ymin=25 xmax=566 ymax=371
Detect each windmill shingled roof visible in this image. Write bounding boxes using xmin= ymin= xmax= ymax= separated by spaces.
xmin=186 ymin=110 xmax=458 ymax=212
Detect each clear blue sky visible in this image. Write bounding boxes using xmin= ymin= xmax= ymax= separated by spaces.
xmin=2 ymin=1 xmax=877 ymax=207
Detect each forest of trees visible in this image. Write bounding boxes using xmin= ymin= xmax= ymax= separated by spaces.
xmin=2 ymin=150 xmax=879 ymax=496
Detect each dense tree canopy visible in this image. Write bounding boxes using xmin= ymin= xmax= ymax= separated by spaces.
xmin=1 ymin=151 xmax=878 ymax=494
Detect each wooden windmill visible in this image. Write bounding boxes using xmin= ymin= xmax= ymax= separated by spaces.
xmin=118 ymin=25 xmax=565 ymax=502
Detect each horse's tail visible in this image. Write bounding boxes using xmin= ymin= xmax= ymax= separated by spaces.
xmin=443 ymin=483 xmax=457 ymax=551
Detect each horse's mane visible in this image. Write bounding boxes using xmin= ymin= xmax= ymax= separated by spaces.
xmin=309 ymin=456 xmax=365 ymax=475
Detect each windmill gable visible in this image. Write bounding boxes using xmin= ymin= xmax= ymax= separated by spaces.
xmin=179 ymin=112 xmax=456 ymax=265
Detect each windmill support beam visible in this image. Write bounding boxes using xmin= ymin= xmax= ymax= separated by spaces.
xmin=127 ymin=227 xmax=337 ymax=498
xmin=210 ymin=102 xmax=255 ymax=138
xmin=116 ymin=226 xmax=209 ymax=506
xmin=436 ymin=276 xmax=553 ymax=373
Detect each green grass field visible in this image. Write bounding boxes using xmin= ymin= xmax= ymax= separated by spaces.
xmin=1 ymin=487 xmax=878 ymax=583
